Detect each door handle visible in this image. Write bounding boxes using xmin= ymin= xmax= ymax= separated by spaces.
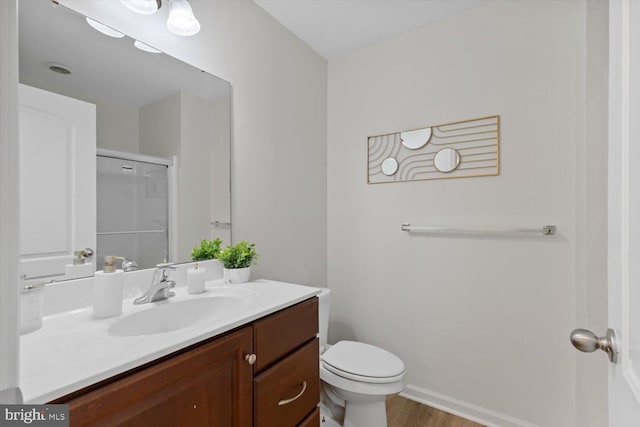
xmin=570 ymin=328 xmax=618 ymax=363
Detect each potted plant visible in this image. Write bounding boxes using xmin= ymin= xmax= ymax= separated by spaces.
xmin=191 ymin=238 xmax=223 ymax=261
xmin=218 ymin=241 xmax=258 ymax=284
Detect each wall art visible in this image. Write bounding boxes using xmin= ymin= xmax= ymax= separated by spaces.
xmin=367 ymin=115 xmax=499 ymax=183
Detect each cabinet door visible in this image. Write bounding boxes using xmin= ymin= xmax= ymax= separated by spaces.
xmin=66 ymin=327 xmax=253 ymax=427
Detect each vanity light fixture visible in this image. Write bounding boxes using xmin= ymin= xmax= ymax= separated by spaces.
xmin=134 ymin=40 xmax=162 ymax=53
xmin=120 ymin=0 xmax=161 ymax=15
xmin=119 ymin=0 xmax=201 ymax=37
xmin=86 ymin=17 xmax=125 ymax=38
xmin=44 ymin=62 xmax=71 ymax=75
xmin=167 ymin=0 xmax=201 ymax=36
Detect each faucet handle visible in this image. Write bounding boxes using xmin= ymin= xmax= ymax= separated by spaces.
xmin=155 ymin=263 xmax=176 ymax=281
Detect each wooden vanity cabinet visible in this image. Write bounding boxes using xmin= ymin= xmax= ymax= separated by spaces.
xmin=299 ymin=408 xmax=321 ymax=427
xmin=252 ymin=297 xmax=319 ymax=373
xmin=57 ymin=297 xmax=320 ymax=427
xmin=65 ymin=327 xmax=253 ymax=427
xmin=253 ymin=298 xmax=319 ymax=427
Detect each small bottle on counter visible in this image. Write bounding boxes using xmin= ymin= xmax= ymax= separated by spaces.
xmin=93 ymin=255 xmax=124 ymax=319
xmin=64 ymin=250 xmax=94 ymax=280
xmin=20 ymin=278 xmax=45 ymax=335
xmin=187 ymin=263 xmax=206 ymax=294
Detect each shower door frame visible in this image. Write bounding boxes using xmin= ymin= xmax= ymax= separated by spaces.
xmin=96 ymin=148 xmax=176 ymax=266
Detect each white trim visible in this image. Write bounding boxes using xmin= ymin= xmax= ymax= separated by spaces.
xmin=618 ymin=0 xmax=635 ymax=400
xmin=168 ymin=155 xmax=178 ymax=262
xmin=608 ymin=0 xmax=640 ymax=421
xmin=97 ymin=147 xmax=173 ymax=167
xmin=401 ymin=384 xmax=538 ymax=427
xmin=0 ymin=0 xmax=21 ymax=399
xmin=618 ymin=0 xmax=640 ymax=403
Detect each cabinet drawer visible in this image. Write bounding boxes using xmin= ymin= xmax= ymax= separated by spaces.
xmin=254 ymin=339 xmax=319 ymax=427
xmin=253 ymin=297 xmax=318 ymax=373
xmin=298 ymin=407 xmax=320 ymax=427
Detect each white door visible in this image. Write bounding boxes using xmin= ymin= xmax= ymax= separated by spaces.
xmin=572 ymin=0 xmax=640 ymax=424
xmin=18 ymin=84 xmax=96 ymax=280
xmin=607 ymin=0 xmax=640 ymax=423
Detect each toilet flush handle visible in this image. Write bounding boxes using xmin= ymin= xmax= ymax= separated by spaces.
xmin=278 ymin=381 xmax=307 ymax=406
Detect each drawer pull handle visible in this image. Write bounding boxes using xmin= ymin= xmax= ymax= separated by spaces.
xmin=277 ymin=381 xmax=307 ymax=406
xmin=245 ymin=354 xmax=257 ymax=365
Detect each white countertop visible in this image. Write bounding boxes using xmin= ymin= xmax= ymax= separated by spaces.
xmin=20 ymin=279 xmax=320 ymax=403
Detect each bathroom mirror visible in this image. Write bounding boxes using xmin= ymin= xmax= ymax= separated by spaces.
xmin=18 ymin=0 xmax=231 ymax=280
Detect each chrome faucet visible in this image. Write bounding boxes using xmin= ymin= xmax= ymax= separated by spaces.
xmin=121 ymin=257 xmax=138 ymax=272
xmin=133 ymin=264 xmax=176 ymax=305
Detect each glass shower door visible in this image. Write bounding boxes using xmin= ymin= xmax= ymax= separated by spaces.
xmin=96 ymin=156 xmax=168 ymax=271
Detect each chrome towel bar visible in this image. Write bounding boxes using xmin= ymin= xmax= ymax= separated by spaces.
xmin=97 ymin=229 xmax=165 ymax=236
xmin=401 ymin=223 xmax=557 ymax=236
xmin=211 ymin=221 xmax=231 ymax=228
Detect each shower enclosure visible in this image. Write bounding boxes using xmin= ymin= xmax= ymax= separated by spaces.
xmin=96 ymin=150 xmax=171 ymax=271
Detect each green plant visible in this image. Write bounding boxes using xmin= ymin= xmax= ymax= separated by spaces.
xmin=191 ymin=238 xmax=223 ymax=261
xmin=218 ymin=241 xmax=258 ymax=269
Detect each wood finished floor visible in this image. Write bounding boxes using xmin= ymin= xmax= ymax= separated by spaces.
xmin=386 ymin=395 xmax=484 ymax=427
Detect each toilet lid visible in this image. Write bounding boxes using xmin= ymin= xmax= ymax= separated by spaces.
xmin=321 ymin=341 xmax=405 ymax=383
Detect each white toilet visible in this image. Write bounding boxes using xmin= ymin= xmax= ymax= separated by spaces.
xmin=317 ymin=288 xmax=405 ymax=427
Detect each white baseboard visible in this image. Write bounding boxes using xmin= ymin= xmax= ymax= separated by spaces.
xmin=401 ymin=384 xmax=538 ymax=427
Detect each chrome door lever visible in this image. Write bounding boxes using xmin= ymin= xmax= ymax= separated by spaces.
xmin=570 ymin=328 xmax=618 ymax=363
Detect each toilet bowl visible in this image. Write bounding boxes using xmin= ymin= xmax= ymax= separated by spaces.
xmin=318 ymin=288 xmax=405 ymax=427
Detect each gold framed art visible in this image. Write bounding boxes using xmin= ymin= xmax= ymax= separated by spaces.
xmin=367 ymin=115 xmax=500 ymax=184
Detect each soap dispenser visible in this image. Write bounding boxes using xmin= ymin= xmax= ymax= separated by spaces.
xmin=93 ymin=255 xmax=124 ymax=319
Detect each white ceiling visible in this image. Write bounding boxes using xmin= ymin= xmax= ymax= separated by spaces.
xmin=253 ymin=0 xmax=490 ymax=59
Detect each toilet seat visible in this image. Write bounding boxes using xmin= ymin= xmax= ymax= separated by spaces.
xmin=321 ymin=341 xmax=405 ymax=384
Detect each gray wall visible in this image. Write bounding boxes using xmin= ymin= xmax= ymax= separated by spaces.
xmin=60 ymin=0 xmax=328 ymax=287
xmin=35 ymin=0 xmax=610 ymax=423
xmin=327 ymin=1 xmax=607 ymax=425
xmin=96 ymin=100 xmax=140 ymax=153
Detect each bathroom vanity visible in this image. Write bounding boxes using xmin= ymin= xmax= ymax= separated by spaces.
xmin=20 ymin=279 xmax=321 ymax=427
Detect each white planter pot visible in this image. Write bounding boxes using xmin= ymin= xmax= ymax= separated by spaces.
xmin=223 ymin=267 xmax=251 ymax=284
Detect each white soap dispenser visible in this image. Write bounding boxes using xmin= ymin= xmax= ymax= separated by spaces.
xmin=93 ymin=255 xmax=124 ymax=319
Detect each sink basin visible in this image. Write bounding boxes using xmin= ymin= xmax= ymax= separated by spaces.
xmin=108 ymin=295 xmax=248 ymax=337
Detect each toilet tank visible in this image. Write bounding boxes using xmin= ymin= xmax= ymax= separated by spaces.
xmin=317 ymin=288 xmax=330 ymax=353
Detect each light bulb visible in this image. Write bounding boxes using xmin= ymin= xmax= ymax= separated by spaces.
xmin=120 ymin=0 xmax=161 ymax=15
xmin=167 ymin=0 xmax=201 ymax=36
xmin=86 ymin=18 xmax=125 ymax=38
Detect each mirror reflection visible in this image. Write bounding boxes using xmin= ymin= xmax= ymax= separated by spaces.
xmin=381 ymin=157 xmax=399 ymax=176
xmin=18 ymin=1 xmax=231 ymax=281
xmin=433 ymin=148 xmax=461 ymax=173
xmin=400 ymin=127 xmax=431 ymax=150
